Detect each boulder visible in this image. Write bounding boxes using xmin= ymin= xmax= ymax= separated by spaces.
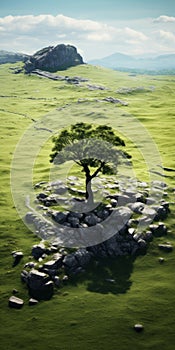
xmin=129 ymin=202 xmax=144 ymax=214
xmin=84 ymin=213 xmax=99 ymax=226
xmin=24 ymin=44 xmax=84 ymax=73
xmin=154 ymin=205 xmax=168 ymax=220
xmin=27 ymin=269 xmax=54 ymax=300
xmin=51 ymin=211 xmax=68 ymax=224
xmin=63 ymin=249 xmax=91 ymax=274
xmin=67 ymin=215 xmax=80 ymax=228
xmin=32 ymin=243 xmax=46 ymax=259
xmin=149 ymin=223 xmax=167 ymax=237
xmin=43 ymin=253 xmax=63 ymax=270
xmin=74 ymin=249 xmax=92 ymax=266
xmin=9 ymin=296 xmax=24 ymax=309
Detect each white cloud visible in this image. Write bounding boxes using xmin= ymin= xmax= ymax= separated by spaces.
xmin=154 ymin=15 xmax=175 ymax=23
xmin=158 ymin=30 xmax=175 ymax=42
xmin=0 ymin=14 xmax=175 ymax=59
xmin=124 ymin=27 xmax=148 ymax=41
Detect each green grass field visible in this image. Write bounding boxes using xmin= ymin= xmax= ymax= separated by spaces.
xmin=0 ymin=62 xmax=175 ymax=350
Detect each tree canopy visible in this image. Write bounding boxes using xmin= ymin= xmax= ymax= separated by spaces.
xmin=50 ymin=122 xmax=131 ymax=205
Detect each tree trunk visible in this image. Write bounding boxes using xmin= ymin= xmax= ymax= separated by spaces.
xmin=85 ymin=175 xmax=94 ymax=205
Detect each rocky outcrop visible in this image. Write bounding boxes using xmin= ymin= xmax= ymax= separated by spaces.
xmin=24 ymin=44 xmax=84 ymax=73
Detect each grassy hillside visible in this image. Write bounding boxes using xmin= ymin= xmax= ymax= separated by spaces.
xmin=0 ymin=62 xmax=175 ymax=350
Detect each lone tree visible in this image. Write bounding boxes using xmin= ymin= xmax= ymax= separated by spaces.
xmin=50 ymin=123 xmax=131 ymax=205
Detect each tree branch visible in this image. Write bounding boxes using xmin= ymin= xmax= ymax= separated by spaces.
xmin=91 ymin=161 xmax=105 ymax=179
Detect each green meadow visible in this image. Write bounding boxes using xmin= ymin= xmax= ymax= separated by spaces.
xmin=0 ymin=62 xmax=175 ymax=350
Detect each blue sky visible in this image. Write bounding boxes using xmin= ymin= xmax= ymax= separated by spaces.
xmin=1 ymin=0 xmax=175 ymax=19
xmin=0 ymin=1 xmax=175 ymax=59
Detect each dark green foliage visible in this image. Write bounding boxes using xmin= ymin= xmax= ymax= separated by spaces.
xmin=50 ymin=122 xmax=131 ymax=203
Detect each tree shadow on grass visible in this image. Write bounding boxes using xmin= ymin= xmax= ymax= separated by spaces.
xmin=70 ymin=255 xmax=136 ymax=295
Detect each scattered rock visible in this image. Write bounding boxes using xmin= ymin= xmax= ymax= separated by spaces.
xmin=84 ymin=213 xmax=99 ymax=226
xmin=129 ymin=202 xmax=144 ymax=214
xmin=12 ymin=251 xmax=23 ymax=267
xmin=159 ymin=257 xmax=165 ymax=263
xmin=101 ymin=96 xmax=128 ymax=105
xmin=29 ymin=298 xmax=39 ymax=306
xmin=51 ymin=211 xmax=68 ymax=224
xmin=134 ymin=324 xmax=144 ymax=332
xmin=32 ymin=243 xmax=46 ymax=260
xmin=9 ymin=296 xmax=24 ymax=309
xmin=158 ymin=244 xmax=173 ymax=252
xmin=149 ymin=223 xmax=167 ymax=237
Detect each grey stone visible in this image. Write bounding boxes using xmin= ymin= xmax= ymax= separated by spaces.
xmin=74 ymin=249 xmax=92 ymax=266
xmin=111 ymin=199 xmax=118 ymax=207
xmin=29 ymin=298 xmax=39 ymax=306
xmin=25 ymin=212 xmax=36 ymax=224
xmin=84 ymin=213 xmax=99 ymax=226
xmin=142 ymin=231 xmax=153 ymax=242
xmin=63 ymin=254 xmax=78 ymax=270
xmin=154 ymin=205 xmax=168 ymax=220
xmin=128 ymin=228 xmax=135 ymax=235
xmin=32 ymin=243 xmax=46 ymax=259
xmin=67 ymin=216 xmax=80 ymax=227
xmin=138 ymin=239 xmax=147 ymax=249
xmin=117 ymin=194 xmax=133 ymax=205
xmin=24 ymin=262 xmax=36 ymax=269
xmin=43 ymin=253 xmax=63 ymax=269
xmin=149 ymin=223 xmax=167 ymax=237
xmin=158 ymin=244 xmax=173 ymax=252
xmin=36 ymin=193 xmax=48 ymax=203
xmin=27 ymin=269 xmax=49 ymax=288
xmin=51 ymin=211 xmax=68 ymax=224
xmin=96 ymin=209 xmax=110 ymax=219
xmin=134 ymin=324 xmax=144 ymax=332
xmin=27 ymin=269 xmax=54 ymax=300
xmin=146 ymin=197 xmax=156 ymax=205
xmin=151 ymin=180 xmax=167 ymax=189
xmin=129 ymin=202 xmax=144 ymax=214
xmin=138 ymin=215 xmax=153 ymax=226
xmin=54 ymin=185 xmax=68 ymax=195
xmin=12 ymin=251 xmax=23 ymax=266
xmin=142 ymin=207 xmax=157 ymax=217
xmin=9 ymin=296 xmax=24 ymax=309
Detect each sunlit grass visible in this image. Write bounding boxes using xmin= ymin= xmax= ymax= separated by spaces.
xmin=0 ymin=62 xmax=175 ymax=350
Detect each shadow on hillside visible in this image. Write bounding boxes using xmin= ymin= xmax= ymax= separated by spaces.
xmin=70 ymin=255 xmax=136 ymax=295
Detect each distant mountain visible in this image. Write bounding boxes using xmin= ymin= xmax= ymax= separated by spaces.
xmin=89 ymin=52 xmax=175 ymax=72
xmin=0 ymin=50 xmax=29 ymax=64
